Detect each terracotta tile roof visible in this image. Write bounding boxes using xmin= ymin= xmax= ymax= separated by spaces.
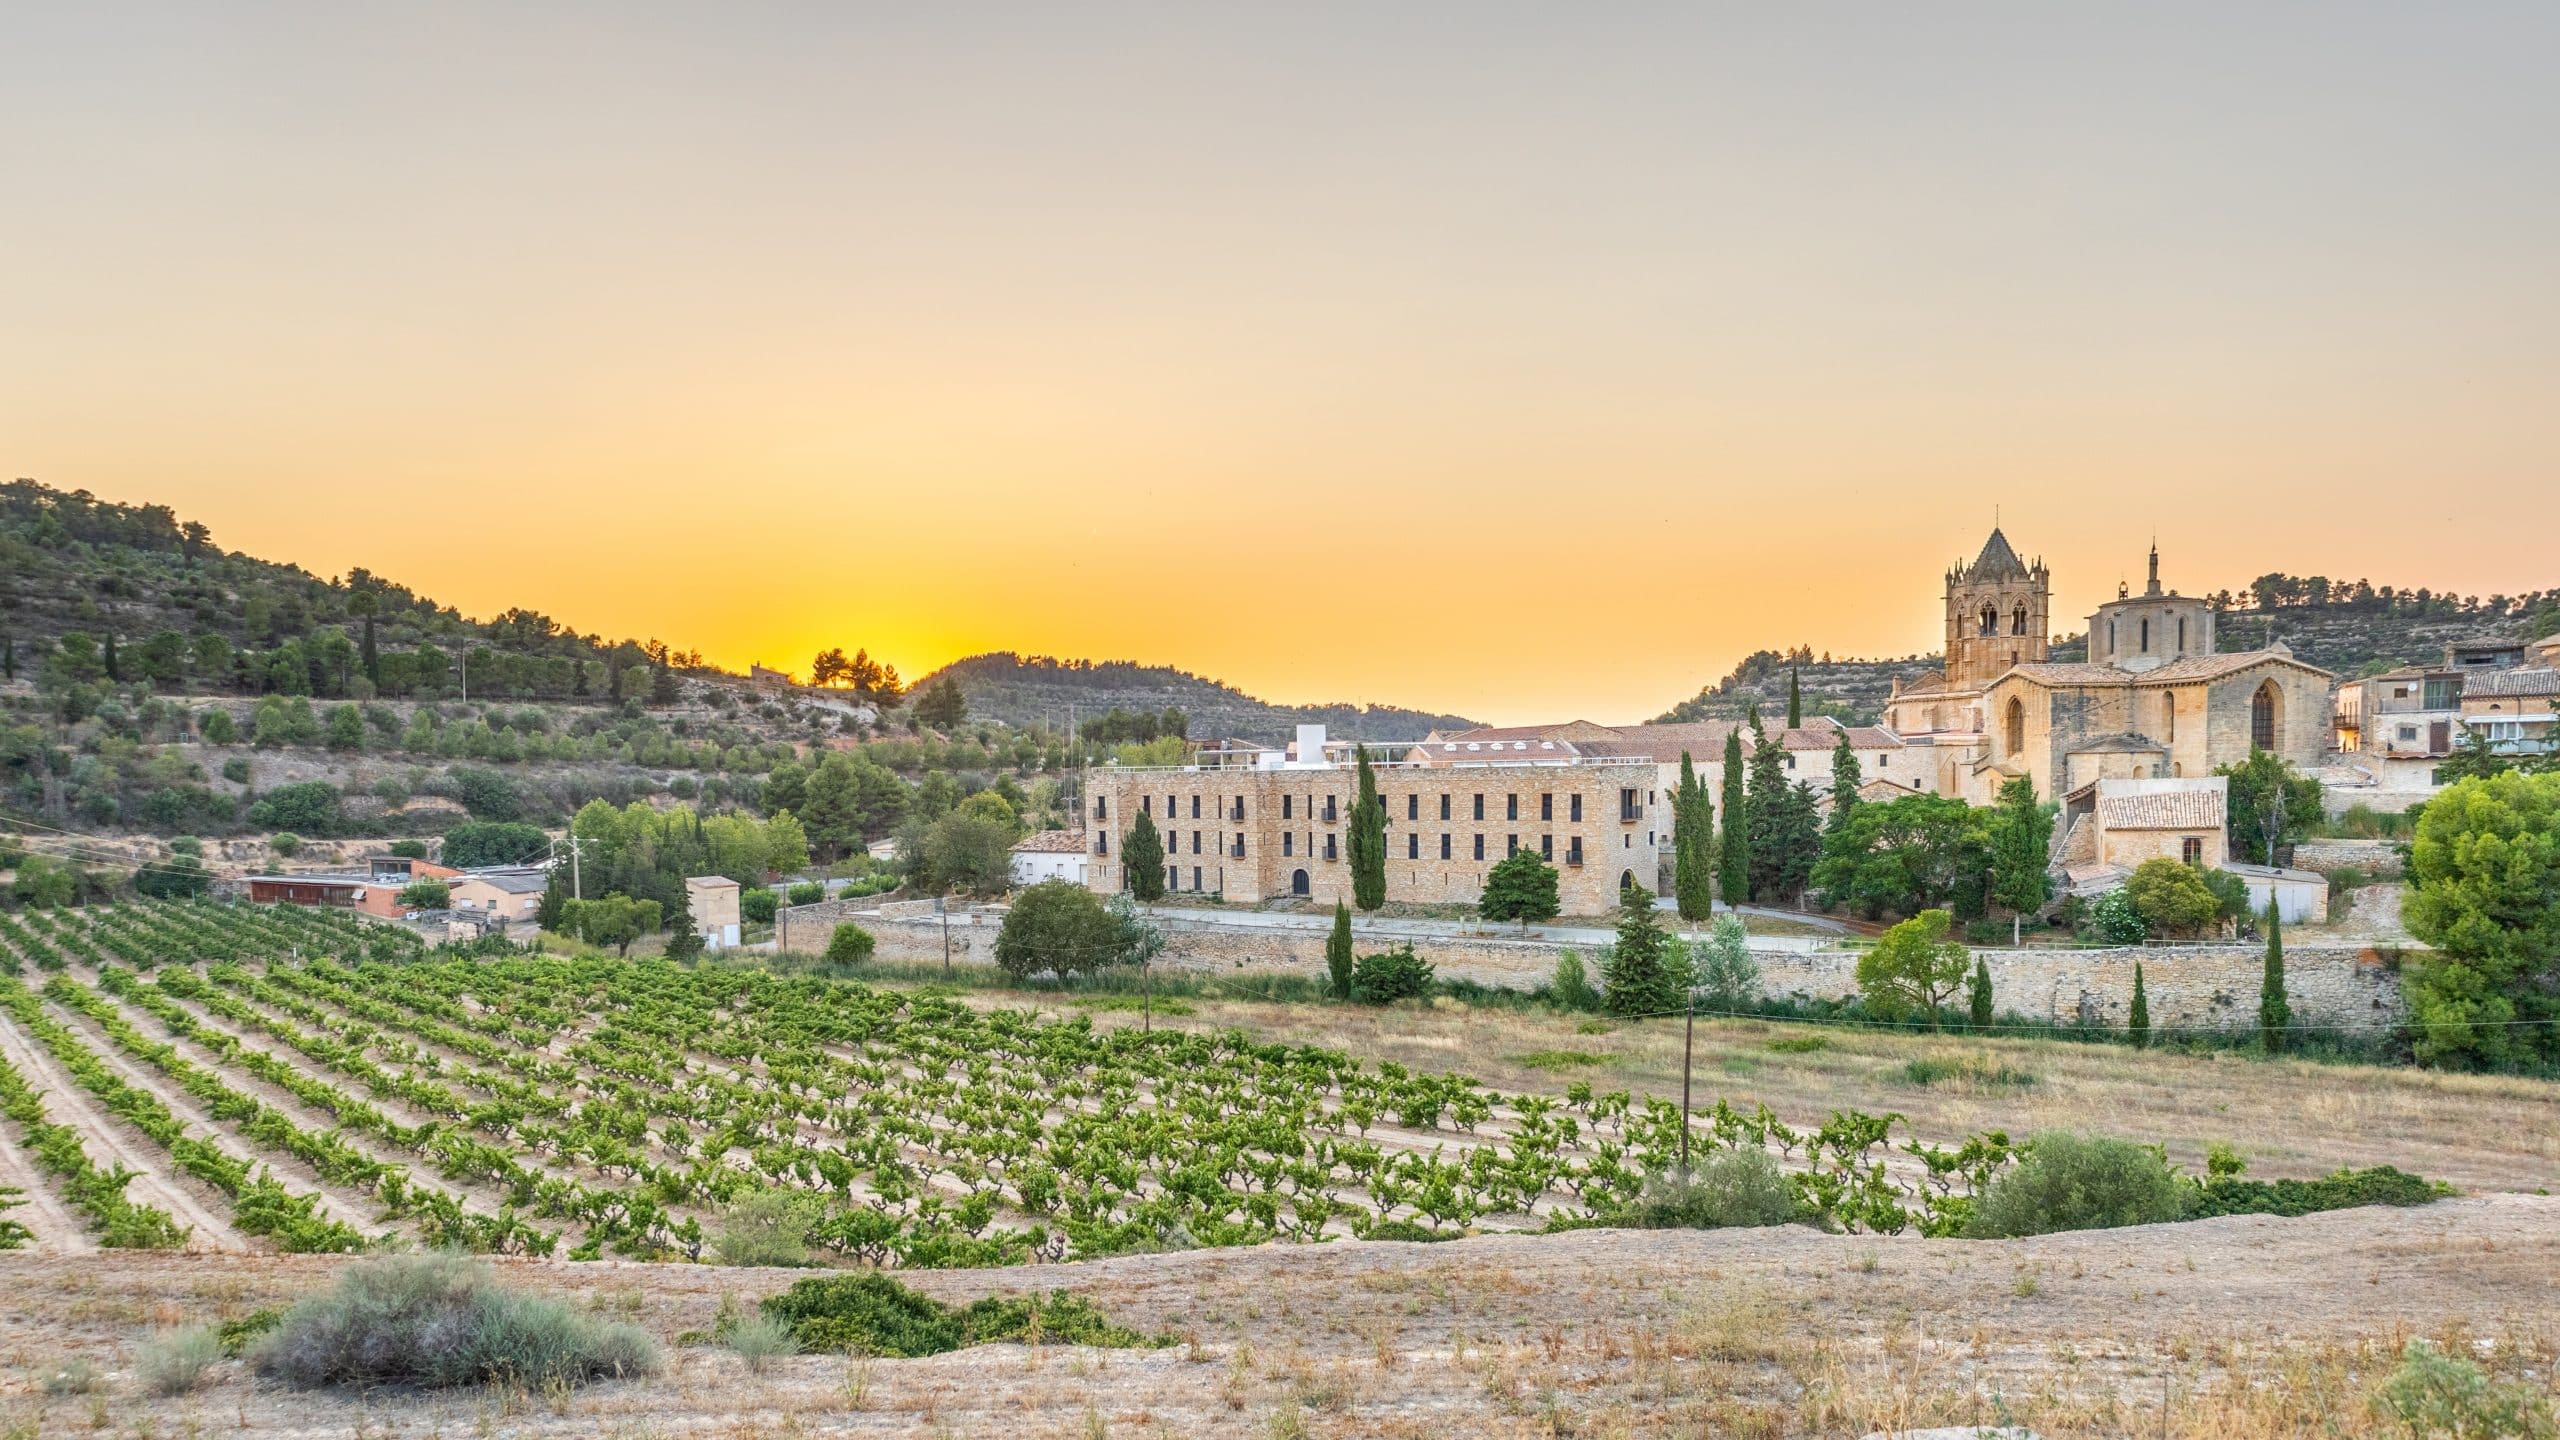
xmin=2096 ymin=787 xmax=2226 ymax=831
xmin=1010 ymin=829 xmax=1089 ymax=854
xmin=2464 ymin=668 xmax=2560 ymax=698
xmin=2142 ymin=649 xmax=2332 ymax=681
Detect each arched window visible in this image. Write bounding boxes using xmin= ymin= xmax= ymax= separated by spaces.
xmin=2012 ymin=605 xmax=2028 ymax=635
xmin=2251 ymin=682 xmax=2281 ymax=751
xmin=2139 ymin=618 xmax=2150 ymax=652
xmin=2177 ymin=616 xmax=2187 ymax=653
xmin=2004 ymin=697 xmax=2026 ymax=756
xmin=1979 ymin=604 xmax=1998 ymax=636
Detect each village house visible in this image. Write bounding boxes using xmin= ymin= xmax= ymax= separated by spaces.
xmin=1008 ymin=829 xmax=1091 ymax=887
xmin=685 ymin=874 xmax=742 ymax=950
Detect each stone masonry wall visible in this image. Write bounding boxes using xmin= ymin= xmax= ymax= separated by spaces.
xmin=779 ymin=904 xmax=2404 ymax=1034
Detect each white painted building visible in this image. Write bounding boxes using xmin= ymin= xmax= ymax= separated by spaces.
xmin=1009 ymin=829 xmax=1090 ymax=887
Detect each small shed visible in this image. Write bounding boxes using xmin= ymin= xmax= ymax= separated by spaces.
xmin=686 ymin=875 xmax=743 ymax=950
xmin=2221 ymin=862 xmax=2330 ymax=925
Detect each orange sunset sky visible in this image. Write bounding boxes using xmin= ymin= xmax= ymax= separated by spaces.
xmin=6 ymin=5 xmax=2556 ymax=725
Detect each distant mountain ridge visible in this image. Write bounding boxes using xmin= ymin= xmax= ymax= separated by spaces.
xmin=911 ymin=652 xmax=1479 ymax=745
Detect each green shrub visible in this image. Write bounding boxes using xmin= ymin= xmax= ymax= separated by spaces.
xmin=1965 ymin=1132 xmax=2186 ymax=1238
xmin=1516 ymin=1050 xmax=1604 ymax=1071
xmin=1621 ymin=1147 xmax=1798 ymax=1230
xmin=758 ymin=1274 xmax=1161 ymax=1357
xmin=1902 ymin=1054 xmax=2037 ymax=1089
xmin=1765 ymin=1034 xmax=1831 ymax=1054
xmin=786 ymin=881 xmax=825 ymax=908
xmin=254 ymin=1252 xmax=659 ymax=1390
xmin=824 ymin=924 xmax=877 ymax=967
xmin=137 ymin=1322 xmax=224 ymax=1397
xmin=713 ymin=1187 xmax=824 ymax=1267
xmin=1360 ymin=1218 xmax=1462 ymax=1243
xmin=1350 ymin=945 xmax=1434 ymax=1004
xmin=740 ymin=888 xmax=778 ymax=924
xmin=217 ymin=1307 xmax=284 ymax=1356
xmin=269 ymin=831 xmax=302 ymax=857
xmin=2186 ymin=1165 xmax=2444 ymax=1220
xmin=2376 ymin=1338 xmax=2556 ymax=1439
xmin=2088 ymin=889 xmax=2147 ymax=944
xmin=1550 ymin=950 xmax=1600 ymax=1012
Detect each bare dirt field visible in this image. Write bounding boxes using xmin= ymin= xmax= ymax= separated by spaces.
xmin=0 ymin=1195 xmax=2551 ymax=1438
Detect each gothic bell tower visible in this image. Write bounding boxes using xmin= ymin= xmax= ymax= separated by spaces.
xmin=1942 ymin=526 xmax=2050 ymax=689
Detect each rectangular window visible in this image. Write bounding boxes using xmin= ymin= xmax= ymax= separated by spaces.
xmin=2182 ymin=837 xmax=2204 ymax=864
xmin=1567 ymin=838 xmax=1583 ymax=864
xmin=1506 ymin=794 xmax=1519 ymax=821
xmin=1141 ymin=795 xmax=1152 ymax=815
xmin=1283 ymin=833 xmax=1294 ymax=856
xmin=1473 ymin=834 xmax=1485 ymax=861
xmin=1407 ymin=833 xmax=1419 ymax=859
xmin=1096 ymin=833 xmax=1109 ymax=855
xmin=1324 ymin=795 xmax=1337 ymax=822
xmin=1473 ymin=794 xmax=1485 ymax=821
xmin=1231 ymin=797 xmax=1243 ymax=821
xmin=1233 ymin=833 xmax=1244 ymax=857
xmin=1193 ymin=866 xmax=1202 ymax=891
xmin=1620 ymin=788 xmax=1640 ymax=822
xmin=1407 ymin=794 xmax=1419 ymax=821
xmin=1570 ymin=794 xmax=1583 ymax=822
xmin=1540 ymin=793 xmax=1553 ymax=821
xmin=1506 ymin=834 xmax=1518 ymax=856
xmin=1167 ymin=865 xmax=1178 ymax=891
xmin=1190 ymin=795 xmax=1200 ymax=819
xmin=1166 ymin=794 xmax=1176 ymax=817
xmin=1439 ymin=794 xmax=1451 ymax=821
xmin=1191 ymin=831 xmax=1201 ymax=854
xmin=1095 ymin=796 xmax=1108 ymax=819
xmin=1324 ymin=834 xmax=1338 ymax=861
xmin=1440 ymin=833 xmax=1452 ymax=859
xmin=1283 ymin=795 xmax=1293 ymax=820
xmin=1540 ymin=833 xmax=1552 ymax=859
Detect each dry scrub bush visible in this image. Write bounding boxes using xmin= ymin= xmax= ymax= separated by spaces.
xmin=136 ymin=1322 xmax=224 ymax=1396
xmin=255 ymin=1252 xmax=659 ymax=1390
xmin=1966 ymin=1131 xmax=2186 ymax=1238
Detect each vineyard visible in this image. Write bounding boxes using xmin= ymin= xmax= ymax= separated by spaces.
xmin=0 ymin=902 xmax=2284 ymax=1267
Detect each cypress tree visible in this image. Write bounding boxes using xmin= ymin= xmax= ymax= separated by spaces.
xmin=664 ymin=886 xmax=703 ymax=962
xmin=1825 ymin=727 xmax=1863 ymax=839
xmin=1123 ymin=811 xmax=1166 ymax=902
xmin=1671 ymin=752 xmax=1714 ymax=921
xmin=1717 ymin=729 xmax=1749 ymax=905
xmin=1968 ymin=954 xmax=1994 ymax=1031
xmin=2258 ymin=896 xmax=2290 ymax=1052
xmin=103 ymin=632 xmax=121 ymax=683
xmin=1743 ymin=716 xmax=1793 ymax=902
xmin=2128 ymin=962 xmax=2151 ymax=1049
xmin=536 ymin=868 xmax=568 ymax=931
xmin=1786 ymin=669 xmax=1802 ymax=728
xmin=1348 ymin=747 xmax=1387 ymax=911
xmin=1327 ymin=902 xmax=1355 ymax=999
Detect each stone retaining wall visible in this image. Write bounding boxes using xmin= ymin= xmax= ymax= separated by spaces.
xmin=779 ymin=903 xmax=2406 ymax=1034
xmin=2291 ymin=839 xmax=2404 ymax=874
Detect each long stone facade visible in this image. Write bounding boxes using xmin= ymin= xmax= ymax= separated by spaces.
xmin=778 ymin=901 xmax=2405 ymax=1035
xmin=1078 ymin=727 xmax=1662 ymax=914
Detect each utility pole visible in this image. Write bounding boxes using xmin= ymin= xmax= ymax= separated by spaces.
xmin=570 ymin=835 xmax=582 ymax=901
xmin=1142 ymin=955 xmax=1153 ymax=1034
xmin=1679 ymin=985 xmax=1696 ymax=1180
xmin=939 ymin=896 xmax=952 ymax=977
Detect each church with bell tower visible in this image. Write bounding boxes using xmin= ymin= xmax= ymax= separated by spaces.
xmin=1885 ymin=524 xmax=2333 ymax=806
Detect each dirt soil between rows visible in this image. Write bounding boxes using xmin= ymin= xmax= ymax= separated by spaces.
xmin=0 ymin=1194 xmax=2552 ymax=1438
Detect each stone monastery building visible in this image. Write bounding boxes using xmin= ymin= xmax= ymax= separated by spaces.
xmin=1881 ymin=528 xmax=2333 ymax=805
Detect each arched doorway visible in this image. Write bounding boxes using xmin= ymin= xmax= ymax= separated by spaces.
xmin=2004 ymin=697 xmax=2027 ymax=757
xmin=1290 ymin=869 xmax=1310 ymax=898
xmin=1619 ymin=870 xmax=1640 ymax=899
xmin=2251 ymin=681 xmax=2281 ymax=752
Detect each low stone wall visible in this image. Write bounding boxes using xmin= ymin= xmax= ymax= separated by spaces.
xmin=780 ymin=903 xmax=2406 ymax=1034
xmin=2292 ymin=839 xmax=2404 ymax=874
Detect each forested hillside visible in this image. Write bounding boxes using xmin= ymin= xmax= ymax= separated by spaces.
xmin=910 ymin=652 xmax=1478 ymax=745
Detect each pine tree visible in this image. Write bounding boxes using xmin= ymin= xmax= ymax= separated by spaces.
xmin=2128 ymin=962 xmax=2151 ymax=1049
xmin=1348 ymin=747 xmax=1387 ymax=911
xmin=1968 ymin=954 xmax=1994 ymax=1030
xmin=1327 ymin=902 xmax=1355 ymax=999
xmin=1743 ymin=716 xmax=1793 ymax=902
xmin=1123 ymin=811 xmax=1167 ymax=902
xmin=1987 ymin=775 xmax=2053 ymax=941
xmin=648 ymin=660 xmax=680 ymax=706
xmin=1825 ymin=728 xmax=1863 ymax=839
xmin=1717 ymin=729 xmax=1749 ymax=905
xmin=1786 ymin=669 xmax=1802 ymax=728
xmin=1671 ymin=752 xmax=1714 ymax=921
xmin=1479 ymin=846 xmax=1560 ymax=931
xmin=608 ymin=663 xmax=624 ymax=702
xmin=2259 ymin=896 xmax=2290 ymax=1052
xmin=1600 ymin=887 xmax=1687 ymax=1018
